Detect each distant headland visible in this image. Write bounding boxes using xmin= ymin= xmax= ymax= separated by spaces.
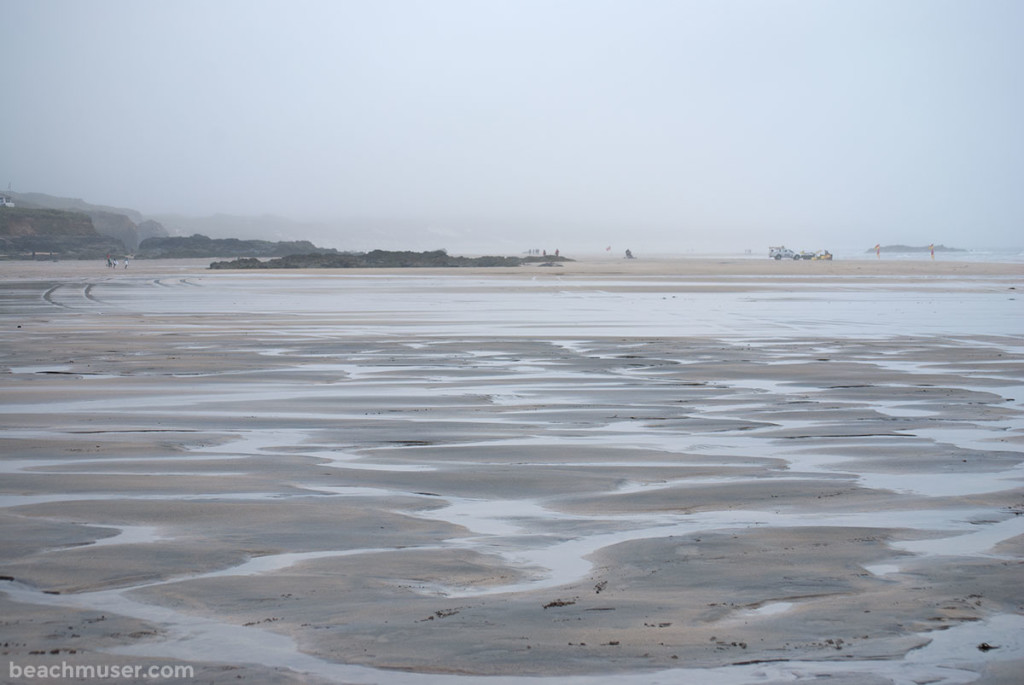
xmin=210 ymin=250 xmax=572 ymax=269
xmin=0 ymin=190 xmax=567 ymax=266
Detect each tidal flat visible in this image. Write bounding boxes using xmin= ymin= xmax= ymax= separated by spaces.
xmin=1 ymin=257 xmax=1022 ymax=684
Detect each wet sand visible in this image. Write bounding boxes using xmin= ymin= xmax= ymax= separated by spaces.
xmin=1 ymin=256 xmax=1022 ymax=684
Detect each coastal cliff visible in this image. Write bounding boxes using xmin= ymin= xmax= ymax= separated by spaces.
xmin=0 ymin=208 xmax=126 ymax=258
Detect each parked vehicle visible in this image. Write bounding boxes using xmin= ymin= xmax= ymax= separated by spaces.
xmin=769 ymin=246 xmax=800 ymax=260
xmin=770 ymin=246 xmax=833 ymax=260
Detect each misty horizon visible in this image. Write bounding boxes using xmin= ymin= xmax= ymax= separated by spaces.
xmin=2 ymin=1 xmax=1022 ymax=255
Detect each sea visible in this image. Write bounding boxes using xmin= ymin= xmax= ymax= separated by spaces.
xmin=667 ymin=246 xmax=1024 ymax=263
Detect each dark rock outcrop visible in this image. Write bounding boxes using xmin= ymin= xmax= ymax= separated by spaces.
xmin=137 ymin=234 xmax=337 ymax=258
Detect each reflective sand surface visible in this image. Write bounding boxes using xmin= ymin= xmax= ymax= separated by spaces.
xmin=2 ymin=260 xmax=1022 ymax=684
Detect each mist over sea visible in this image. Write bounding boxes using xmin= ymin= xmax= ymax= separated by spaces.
xmin=655 ymin=246 xmax=1024 ymax=263
xmin=840 ymin=246 xmax=1024 ymax=263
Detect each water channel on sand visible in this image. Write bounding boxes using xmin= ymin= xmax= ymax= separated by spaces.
xmin=2 ymin=264 xmax=1022 ymax=683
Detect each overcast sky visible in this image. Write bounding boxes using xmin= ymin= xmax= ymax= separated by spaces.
xmin=2 ymin=0 xmax=1022 ymax=253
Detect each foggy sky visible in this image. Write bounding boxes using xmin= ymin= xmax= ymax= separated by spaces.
xmin=2 ymin=0 xmax=1022 ymax=253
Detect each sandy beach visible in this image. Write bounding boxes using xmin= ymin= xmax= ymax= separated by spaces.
xmin=1 ymin=256 xmax=1022 ymax=684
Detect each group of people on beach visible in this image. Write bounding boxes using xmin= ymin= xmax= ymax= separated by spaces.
xmin=105 ymin=254 xmax=128 ymax=269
